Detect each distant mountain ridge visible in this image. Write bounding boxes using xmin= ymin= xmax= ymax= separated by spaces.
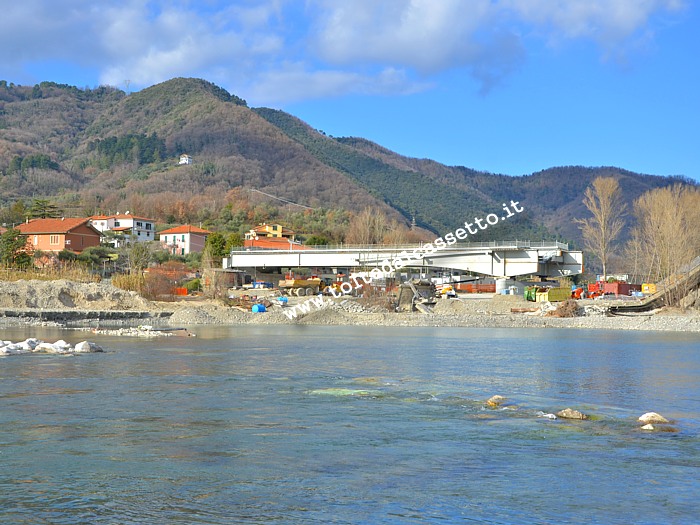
xmin=0 ymin=77 xmax=694 ymax=247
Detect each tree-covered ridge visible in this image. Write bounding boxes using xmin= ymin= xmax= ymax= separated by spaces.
xmin=253 ymin=107 xmax=549 ymax=240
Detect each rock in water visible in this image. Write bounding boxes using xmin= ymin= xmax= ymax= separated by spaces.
xmin=638 ymin=412 xmax=669 ymax=424
xmin=641 ymin=424 xmax=655 ymax=431
xmin=34 ymin=342 xmax=64 ymax=354
xmin=486 ymin=395 xmax=506 ymax=407
xmin=556 ymin=408 xmax=589 ymax=420
xmin=74 ymin=341 xmax=104 ymax=353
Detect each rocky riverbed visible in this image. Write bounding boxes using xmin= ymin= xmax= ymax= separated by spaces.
xmin=0 ymin=279 xmax=698 ymax=332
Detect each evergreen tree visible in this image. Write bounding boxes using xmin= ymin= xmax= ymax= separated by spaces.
xmin=28 ymin=199 xmax=63 ymax=219
xmin=0 ymin=228 xmax=30 ymax=267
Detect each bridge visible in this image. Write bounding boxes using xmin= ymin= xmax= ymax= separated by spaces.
xmin=223 ymin=241 xmax=584 ymax=278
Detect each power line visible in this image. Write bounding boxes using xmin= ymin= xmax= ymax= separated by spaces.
xmin=249 ymin=188 xmax=315 ymax=210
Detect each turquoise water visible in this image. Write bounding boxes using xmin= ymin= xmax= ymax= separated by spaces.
xmin=1 ymin=325 xmax=698 ymax=524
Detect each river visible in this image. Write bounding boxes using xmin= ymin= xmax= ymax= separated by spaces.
xmin=1 ymin=325 xmax=698 ymax=524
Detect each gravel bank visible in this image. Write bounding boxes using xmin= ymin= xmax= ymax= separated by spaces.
xmin=0 ymin=280 xmax=698 ymax=332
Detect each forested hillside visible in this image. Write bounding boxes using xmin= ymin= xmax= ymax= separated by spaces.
xmin=0 ymin=77 xmax=694 ymax=247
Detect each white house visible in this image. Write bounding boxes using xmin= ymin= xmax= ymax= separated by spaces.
xmin=159 ymin=224 xmax=211 ymax=255
xmin=89 ymin=212 xmax=156 ymax=247
xmin=178 ymin=154 xmax=193 ymax=165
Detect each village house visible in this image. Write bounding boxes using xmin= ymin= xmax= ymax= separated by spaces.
xmin=243 ymin=223 xmax=302 ymax=250
xmin=159 ymin=225 xmax=211 ymax=255
xmin=89 ymin=212 xmax=156 ymax=247
xmin=244 ymin=223 xmax=296 ymax=241
xmin=178 ymin=154 xmax=193 ymax=165
xmin=17 ymin=218 xmax=102 ymax=254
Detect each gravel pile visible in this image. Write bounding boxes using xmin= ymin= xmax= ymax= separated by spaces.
xmin=0 ymin=279 xmax=153 ymax=310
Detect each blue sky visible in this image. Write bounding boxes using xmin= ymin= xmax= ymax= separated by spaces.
xmin=1 ymin=0 xmax=698 ymax=180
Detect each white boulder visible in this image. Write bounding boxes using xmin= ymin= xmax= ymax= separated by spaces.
xmin=74 ymin=341 xmax=104 ymax=353
xmin=638 ymin=412 xmax=669 ymax=424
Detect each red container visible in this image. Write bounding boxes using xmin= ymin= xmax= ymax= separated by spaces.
xmin=603 ymin=283 xmax=641 ymax=296
xmin=588 ymin=282 xmax=601 ymax=293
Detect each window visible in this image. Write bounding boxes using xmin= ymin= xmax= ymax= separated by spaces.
xmin=136 ymin=222 xmax=142 ymax=227
xmin=146 ymin=223 xmax=152 ymax=230
xmin=114 ymin=221 xmax=120 ymax=227
xmin=50 ymin=235 xmax=60 ymax=245
xmin=182 ymin=235 xmax=185 ymax=242
xmin=33 ymin=235 xmax=38 ymax=245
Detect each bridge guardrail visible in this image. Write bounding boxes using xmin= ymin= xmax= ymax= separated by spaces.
xmin=230 ymin=240 xmax=570 ymax=253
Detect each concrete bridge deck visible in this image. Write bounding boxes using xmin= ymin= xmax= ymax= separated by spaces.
xmin=224 ymin=241 xmax=583 ymax=278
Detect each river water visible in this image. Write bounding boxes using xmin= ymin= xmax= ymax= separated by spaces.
xmin=1 ymin=325 xmax=698 ymax=524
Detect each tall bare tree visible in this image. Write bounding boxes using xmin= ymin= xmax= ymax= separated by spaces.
xmin=345 ymin=207 xmax=388 ymax=245
xmin=575 ymin=177 xmax=627 ymax=279
xmin=630 ymin=184 xmax=700 ymax=305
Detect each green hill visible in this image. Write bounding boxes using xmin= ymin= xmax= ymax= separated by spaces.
xmin=0 ymin=77 xmax=694 ymax=248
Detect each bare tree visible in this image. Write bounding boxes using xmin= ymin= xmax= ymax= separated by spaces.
xmin=631 ymin=184 xmax=700 ymax=305
xmin=345 ymin=207 xmax=388 ymax=245
xmin=575 ymin=177 xmax=627 ymax=279
xmin=124 ymin=240 xmax=154 ymax=275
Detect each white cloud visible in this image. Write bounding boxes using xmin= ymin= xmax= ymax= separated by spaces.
xmin=248 ymin=62 xmax=431 ymax=104
xmin=310 ymin=0 xmax=493 ymax=72
xmin=501 ymin=0 xmax=686 ymax=54
xmin=0 ymin=0 xmax=688 ymax=103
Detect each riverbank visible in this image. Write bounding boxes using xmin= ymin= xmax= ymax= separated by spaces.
xmin=0 ymin=279 xmax=698 ymax=332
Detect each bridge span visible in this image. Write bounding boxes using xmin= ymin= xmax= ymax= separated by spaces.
xmin=223 ymin=241 xmax=583 ymax=278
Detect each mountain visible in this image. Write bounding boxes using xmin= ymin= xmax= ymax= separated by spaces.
xmin=0 ymin=77 xmax=694 ymax=247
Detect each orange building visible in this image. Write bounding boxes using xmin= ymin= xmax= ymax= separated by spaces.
xmin=17 ymin=218 xmax=102 ymax=254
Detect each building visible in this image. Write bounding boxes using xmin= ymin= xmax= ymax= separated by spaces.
xmin=243 ymin=236 xmax=306 ymax=250
xmin=17 ymin=218 xmax=102 ymax=254
xmin=159 ymin=225 xmax=211 ymax=255
xmin=89 ymin=212 xmax=156 ymax=247
xmin=244 ymin=223 xmax=296 ymax=241
xmin=178 ymin=154 xmax=193 ymax=165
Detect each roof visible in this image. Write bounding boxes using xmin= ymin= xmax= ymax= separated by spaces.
xmin=159 ymin=224 xmax=212 ymax=235
xmin=243 ymin=237 xmax=307 ymax=250
xmin=17 ymin=218 xmax=100 ymax=235
xmin=89 ymin=213 xmax=155 ymax=222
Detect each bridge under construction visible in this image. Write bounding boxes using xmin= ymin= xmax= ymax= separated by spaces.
xmin=223 ymin=241 xmax=584 ymax=279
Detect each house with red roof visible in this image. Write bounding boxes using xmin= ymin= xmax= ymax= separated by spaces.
xmin=17 ymin=218 xmax=102 ymax=254
xmin=159 ymin=225 xmax=211 ymax=255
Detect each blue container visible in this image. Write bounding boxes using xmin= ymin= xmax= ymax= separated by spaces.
xmin=278 ymin=296 xmax=288 ymax=303
xmin=252 ymin=304 xmax=267 ymax=313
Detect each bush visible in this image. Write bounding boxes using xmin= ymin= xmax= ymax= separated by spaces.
xmin=111 ymin=272 xmax=145 ymax=293
xmin=184 ymin=278 xmax=201 ymax=292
